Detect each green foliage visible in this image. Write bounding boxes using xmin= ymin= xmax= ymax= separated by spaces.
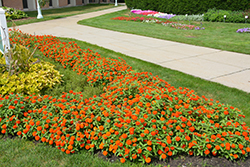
xmin=0 ymin=44 xmax=62 ymax=96
xmin=0 ymin=57 xmax=62 ymax=96
xmin=204 ymin=8 xmax=249 ymax=23
xmin=0 ymin=44 xmax=39 ymax=76
xmin=38 ymin=0 xmax=49 ymax=8
xmin=3 ymin=6 xmax=28 ymax=20
xmin=125 ymin=0 xmax=250 ymax=15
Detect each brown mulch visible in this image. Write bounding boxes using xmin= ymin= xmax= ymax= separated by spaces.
xmin=2 ymin=134 xmax=250 ymax=167
xmin=95 ymin=149 xmax=250 ymax=167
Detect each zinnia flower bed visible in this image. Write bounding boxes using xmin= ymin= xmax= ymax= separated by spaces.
xmin=0 ymin=29 xmax=250 ymax=164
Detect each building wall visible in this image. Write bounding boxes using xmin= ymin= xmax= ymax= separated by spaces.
xmin=76 ymin=0 xmax=83 ymax=5
xmin=59 ymin=0 xmax=69 ymax=7
xmin=1 ymin=0 xmax=114 ymax=11
xmin=2 ymin=0 xmax=23 ymax=10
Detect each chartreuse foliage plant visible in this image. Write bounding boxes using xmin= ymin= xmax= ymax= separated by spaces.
xmin=0 ymin=44 xmax=62 ymax=96
xmin=0 ymin=29 xmax=250 ymax=164
xmin=3 ymin=6 xmax=28 ymax=20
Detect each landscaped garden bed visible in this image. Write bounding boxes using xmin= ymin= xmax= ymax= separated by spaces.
xmin=78 ymin=9 xmax=250 ymax=55
xmin=0 ymin=29 xmax=250 ymax=167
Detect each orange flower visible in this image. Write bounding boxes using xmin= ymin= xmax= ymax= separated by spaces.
xmin=120 ymin=158 xmax=125 ymax=163
xmin=175 ymin=136 xmax=181 ymax=142
xmin=204 ymin=149 xmax=210 ymax=155
xmin=103 ymin=151 xmax=108 ymax=156
xmin=1 ymin=124 xmax=6 ymax=129
xmin=185 ymin=136 xmax=191 ymax=141
xmin=168 ymin=151 xmax=173 ymax=156
xmin=206 ymin=144 xmax=211 ymax=149
xmin=126 ymin=140 xmax=132 ymax=145
xmin=145 ymin=157 xmax=151 ymax=163
xmin=137 ymin=148 xmax=142 ymax=154
xmin=146 ymin=103 xmax=151 ymax=107
xmin=147 ymin=140 xmax=152 ymax=146
xmin=66 ymin=150 xmax=71 ymax=154
xmin=132 ymin=154 xmax=137 ymax=159
xmin=215 ymin=145 xmax=220 ymax=150
xmin=239 ymin=144 xmax=244 ymax=150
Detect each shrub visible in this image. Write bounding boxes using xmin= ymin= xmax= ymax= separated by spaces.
xmin=204 ymin=8 xmax=246 ymax=23
xmin=0 ymin=44 xmax=62 ymax=95
xmin=3 ymin=6 xmax=28 ymax=20
xmin=125 ymin=0 xmax=250 ymax=15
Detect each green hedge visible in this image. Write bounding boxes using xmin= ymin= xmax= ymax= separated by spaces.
xmin=125 ymin=0 xmax=250 ymax=15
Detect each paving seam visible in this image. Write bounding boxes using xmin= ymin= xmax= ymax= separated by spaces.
xmin=158 ymin=50 xmax=223 ymax=64
xmin=210 ymin=68 xmax=250 ymax=80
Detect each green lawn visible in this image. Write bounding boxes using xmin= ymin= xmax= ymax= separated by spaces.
xmin=78 ymin=9 xmax=250 ymax=55
xmin=0 ymin=136 xmax=154 ymax=167
xmin=7 ymin=4 xmax=117 ymax=27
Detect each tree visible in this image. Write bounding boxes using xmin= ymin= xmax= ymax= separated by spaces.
xmin=38 ymin=0 xmax=49 ymax=8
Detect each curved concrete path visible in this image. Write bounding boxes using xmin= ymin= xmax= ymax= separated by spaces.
xmin=16 ymin=6 xmax=250 ymax=93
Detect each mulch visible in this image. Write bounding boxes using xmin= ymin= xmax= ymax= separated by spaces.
xmin=95 ymin=149 xmax=250 ymax=167
xmin=2 ymin=134 xmax=250 ymax=167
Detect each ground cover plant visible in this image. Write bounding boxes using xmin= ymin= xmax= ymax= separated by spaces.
xmin=0 ymin=29 xmax=250 ymax=166
xmin=6 ymin=4 xmax=117 ymax=27
xmin=78 ymin=9 xmax=250 ymax=55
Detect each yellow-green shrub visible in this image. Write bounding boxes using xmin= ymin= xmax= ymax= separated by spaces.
xmin=0 ymin=57 xmax=62 ymax=95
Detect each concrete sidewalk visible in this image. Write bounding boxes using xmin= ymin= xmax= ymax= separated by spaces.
xmin=17 ymin=6 xmax=250 ymax=93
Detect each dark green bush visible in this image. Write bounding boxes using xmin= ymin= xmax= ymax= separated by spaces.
xmin=125 ymin=0 xmax=250 ymax=15
xmin=204 ymin=8 xmax=248 ymax=23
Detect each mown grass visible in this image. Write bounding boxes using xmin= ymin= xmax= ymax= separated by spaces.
xmin=7 ymin=4 xmax=117 ymax=27
xmin=0 ymin=136 xmax=159 ymax=167
xmin=78 ymin=9 xmax=250 ymax=55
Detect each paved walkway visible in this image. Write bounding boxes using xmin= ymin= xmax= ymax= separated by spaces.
xmin=16 ymin=6 xmax=250 ymax=93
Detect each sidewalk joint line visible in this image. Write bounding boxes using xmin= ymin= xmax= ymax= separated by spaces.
xmin=210 ymin=68 xmax=250 ymax=80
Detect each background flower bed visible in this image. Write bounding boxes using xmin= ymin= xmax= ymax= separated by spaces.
xmin=111 ymin=16 xmax=204 ymax=30
xmin=0 ymin=30 xmax=250 ymax=164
